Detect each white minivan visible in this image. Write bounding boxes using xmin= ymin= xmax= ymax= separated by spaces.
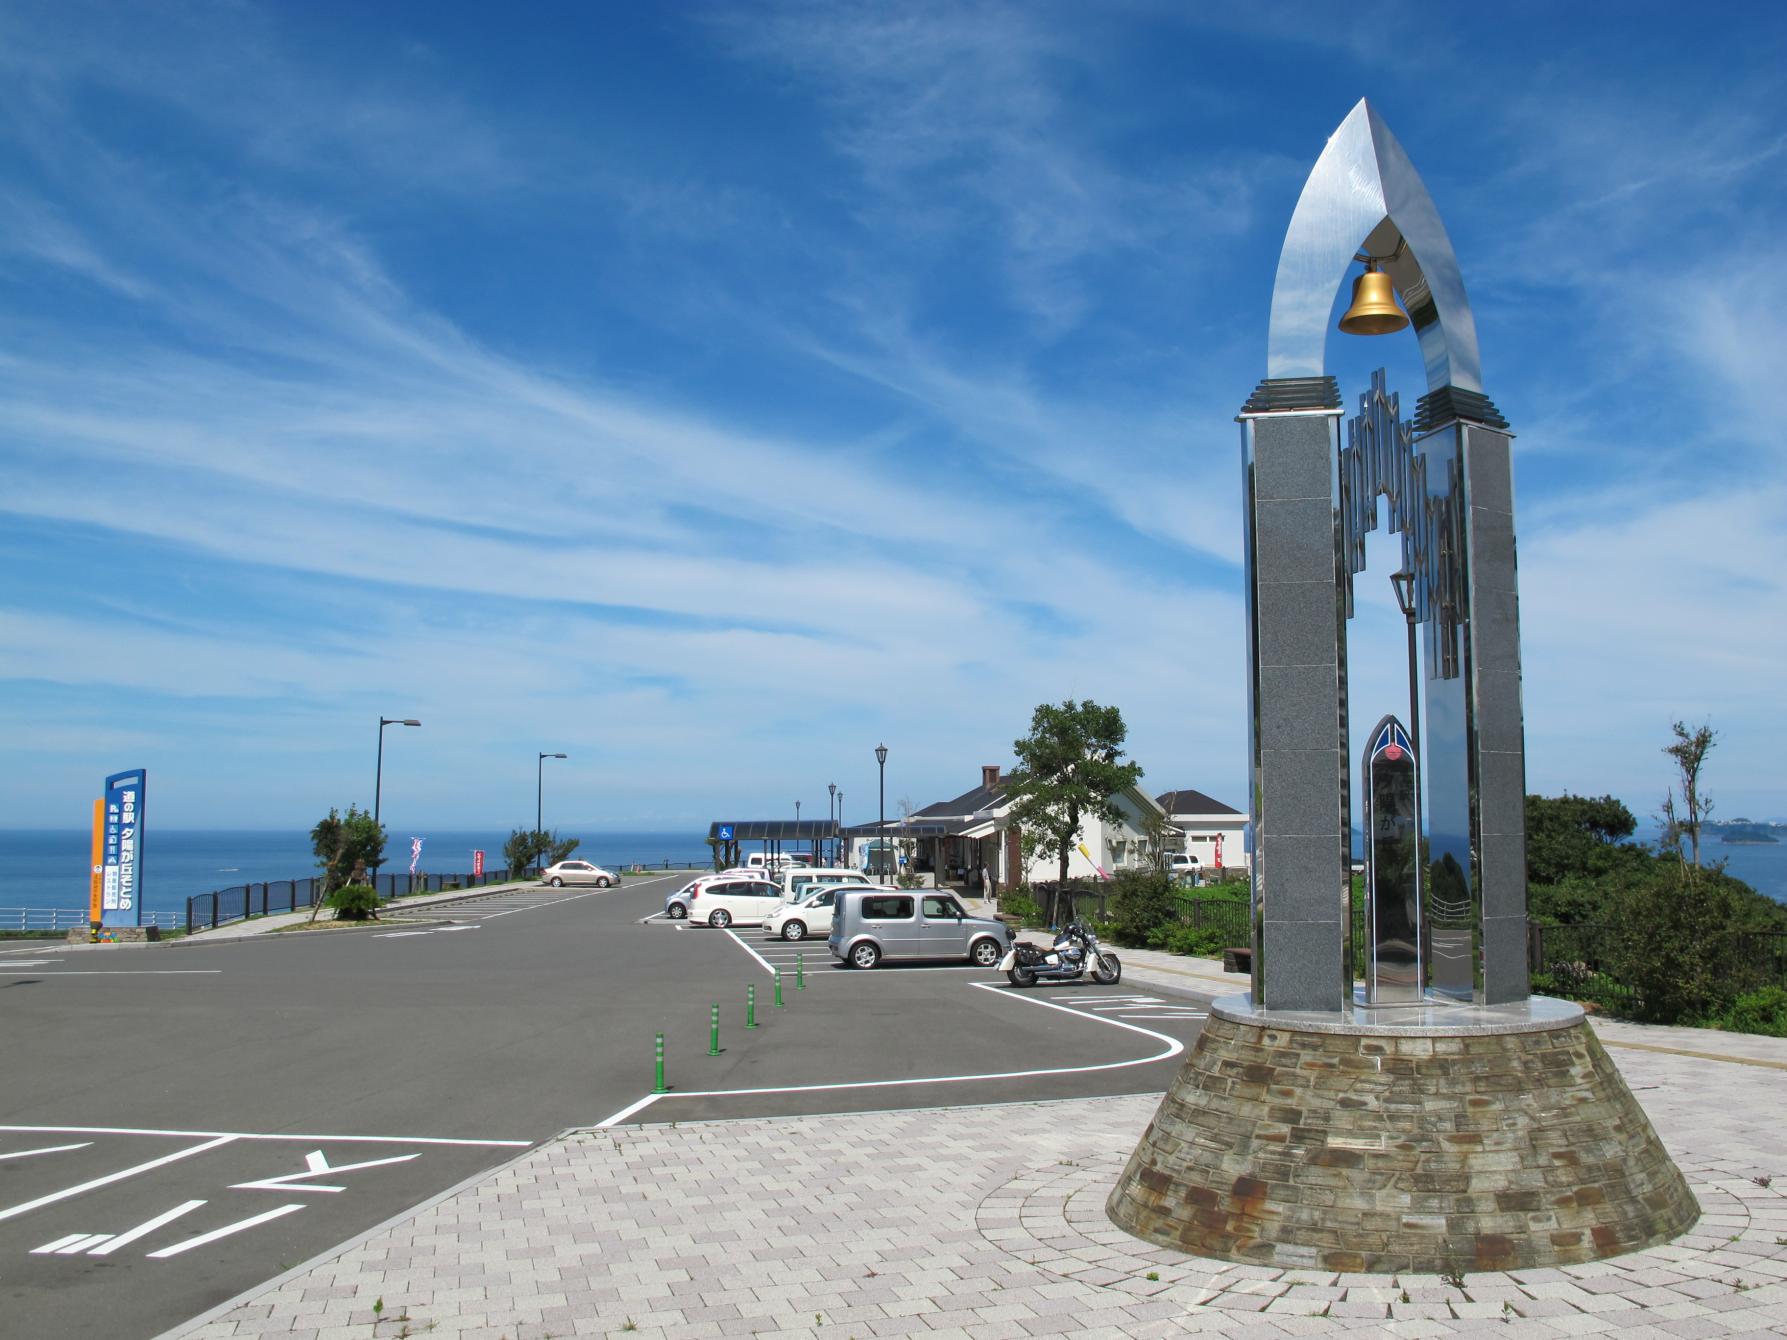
xmin=779 ymin=867 xmax=871 ymax=900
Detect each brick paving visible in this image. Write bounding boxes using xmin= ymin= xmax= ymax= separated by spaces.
xmin=165 ymin=1011 xmax=1787 ymax=1340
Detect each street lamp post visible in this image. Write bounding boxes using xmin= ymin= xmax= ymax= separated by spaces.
xmin=538 ymin=752 xmax=568 ymax=875
xmin=828 ymin=782 xmax=837 ymax=864
xmin=875 ymin=743 xmax=888 ymax=879
xmin=373 ymin=717 xmax=421 ymax=893
xmin=795 ymin=799 xmax=802 ymax=862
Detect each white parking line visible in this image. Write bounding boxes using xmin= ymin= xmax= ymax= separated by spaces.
xmin=0 ymin=1124 xmax=531 ymax=1147
xmin=90 ymin=1200 xmax=208 ymax=1255
xmin=480 ymin=890 xmax=600 ymax=919
xmin=722 ymin=928 xmax=777 ymax=975
xmin=1 ymin=1142 xmax=93 ymax=1159
xmin=146 ymin=1203 xmax=306 ymax=1258
xmin=0 ymin=970 xmax=222 ymax=977
xmin=0 ymin=1135 xmax=238 ymax=1224
xmin=595 ymin=981 xmax=1185 ymax=1127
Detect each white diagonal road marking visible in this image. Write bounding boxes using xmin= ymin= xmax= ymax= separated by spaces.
xmin=0 ymin=1135 xmax=237 ymax=1224
xmin=232 ymin=1149 xmax=419 ymax=1193
xmin=1 ymin=1142 xmax=93 ymax=1160
xmin=91 ymin=1200 xmax=209 ymax=1255
xmin=146 ymin=1204 xmax=305 ymax=1258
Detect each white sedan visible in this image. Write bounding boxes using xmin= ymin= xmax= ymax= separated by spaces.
xmin=763 ymin=882 xmax=892 ymax=941
xmin=540 ymin=860 xmax=616 ymax=888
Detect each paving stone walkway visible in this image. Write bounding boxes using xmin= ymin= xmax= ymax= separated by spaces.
xmin=167 ymin=1015 xmax=1787 ymax=1340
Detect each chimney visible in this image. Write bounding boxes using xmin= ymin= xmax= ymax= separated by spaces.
xmin=982 ymin=764 xmax=1001 ymax=790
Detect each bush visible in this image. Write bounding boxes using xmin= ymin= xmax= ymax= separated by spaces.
xmin=1104 ymin=869 xmax=1178 ymax=947
xmin=1720 ymin=986 xmax=1787 ymax=1037
xmin=998 ymin=889 xmax=1046 ymax=928
xmin=1145 ymin=924 xmax=1227 ymax=957
xmin=326 ymin=883 xmax=381 ymax=921
xmin=1611 ymin=861 xmax=1742 ymax=1023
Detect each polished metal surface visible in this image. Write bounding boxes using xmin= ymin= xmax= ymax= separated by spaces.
xmin=1268 ymin=100 xmax=1484 ymax=395
xmin=1340 ymin=370 xmax=1464 ymax=679
xmin=1361 ymin=715 xmax=1423 ymax=1004
xmin=1215 ymin=991 xmax=1582 ymax=1037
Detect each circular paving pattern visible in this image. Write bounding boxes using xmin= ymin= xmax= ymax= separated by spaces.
xmin=974 ymin=1147 xmax=1787 ymax=1324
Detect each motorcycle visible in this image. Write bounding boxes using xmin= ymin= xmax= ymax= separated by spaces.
xmin=997 ymin=917 xmax=1121 ymax=987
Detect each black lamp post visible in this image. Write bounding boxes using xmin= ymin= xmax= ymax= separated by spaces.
xmin=875 ymin=743 xmax=888 ymax=878
xmin=827 ymin=782 xmax=837 ymax=864
xmin=537 ymin=752 xmax=567 ymax=875
xmin=373 ymin=717 xmax=420 ymax=892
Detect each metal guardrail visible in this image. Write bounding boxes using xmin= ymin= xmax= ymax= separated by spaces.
xmin=186 ymin=868 xmax=519 ymax=935
xmin=1 ymin=907 xmax=182 ymax=932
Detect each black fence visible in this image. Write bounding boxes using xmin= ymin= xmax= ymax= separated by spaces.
xmin=186 ymin=867 xmax=517 ymax=935
xmin=1528 ymin=922 xmax=1787 ymax=1011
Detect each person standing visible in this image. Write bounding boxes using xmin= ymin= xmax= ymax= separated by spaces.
xmin=981 ymin=863 xmax=995 ymax=905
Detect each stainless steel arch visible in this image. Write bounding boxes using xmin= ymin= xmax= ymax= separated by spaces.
xmin=1267 ymin=99 xmax=1484 ymax=395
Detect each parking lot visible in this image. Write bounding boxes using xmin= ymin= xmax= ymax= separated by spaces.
xmin=0 ymin=874 xmax=1212 ymax=1338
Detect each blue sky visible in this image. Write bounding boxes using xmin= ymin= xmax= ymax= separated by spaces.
xmin=3 ymin=1 xmax=1785 ymax=833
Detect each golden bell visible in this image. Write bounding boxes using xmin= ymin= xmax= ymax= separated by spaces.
xmin=1338 ymin=264 xmax=1409 ymax=336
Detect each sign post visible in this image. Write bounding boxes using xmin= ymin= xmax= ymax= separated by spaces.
xmin=101 ymin=768 xmax=146 ymax=930
xmin=88 ymin=798 xmax=105 ymax=939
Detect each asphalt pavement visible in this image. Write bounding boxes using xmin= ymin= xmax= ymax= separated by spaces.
xmin=0 ymin=874 xmax=1211 ymax=1338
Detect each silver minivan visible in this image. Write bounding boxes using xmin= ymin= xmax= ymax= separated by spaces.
xmin=827 ymin=888 xmax=1014 ymax=970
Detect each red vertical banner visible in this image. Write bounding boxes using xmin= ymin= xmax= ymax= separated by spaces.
xmin=473 ymin=849 xmax=485 ymax=878
xmin=88 ymin=798 xmax=105 ymax=928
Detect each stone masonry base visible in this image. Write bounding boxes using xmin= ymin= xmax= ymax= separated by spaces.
xmin=1106 ymin=996 xmax=1700 ymax=1273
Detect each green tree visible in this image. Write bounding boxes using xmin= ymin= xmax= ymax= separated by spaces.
xmin=1525 ymin=793 xmax=1639 ymax=886
xmin=308 ymin=805 xmax=385 ymax=924
xmin=503 ymin=828 xmax=581 ymax=876
xmin=1659 ymin=720 xmax=1717 ymax=872
xmin=1004 ymin=700 xmax=1144 ymax=904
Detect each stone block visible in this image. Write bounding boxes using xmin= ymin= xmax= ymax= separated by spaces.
xmin=1253 ymin=419 xmax=1335 ymax=501
xmin=1255 ymin=580 xmax=1342 ymax=669
xmin=1107 ymin=1008 xmax=1699 ymax=1274
xmin=1253 ymin=498 xmax=1339 ymax=586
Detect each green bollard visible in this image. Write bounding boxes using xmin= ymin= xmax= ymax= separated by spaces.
xmin=774 ymin=968 xmax=784 ymax=1009
xmin=708 ymin=1003 xmax=721 ymax=1056
xmin=746 ymin=983 xmax=758 ymax=1029
xmin=797 ymin=953 xmax=805 ymax=990
xmin=653 ymin=1032 xmax=667 ymax=1094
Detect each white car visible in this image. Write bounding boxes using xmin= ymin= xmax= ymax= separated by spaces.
xmin=665 ymin=869 xmax=757 ymax=919
xmin=685 ymin=875 xmax=784 ymax=928
xmin=541 ymin=860 xmax=616 ymax=889
xmin=780 ymin=867 xmax=873 ymax=899
xmin=764 ymin=882 xmax=893 ymax=942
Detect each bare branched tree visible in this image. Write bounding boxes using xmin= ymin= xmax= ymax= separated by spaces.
xmin=1659 ymin=720 xmax=1717 ymax=874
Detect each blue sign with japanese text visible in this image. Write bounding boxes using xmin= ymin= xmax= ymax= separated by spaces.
xmin=102 ymin=768 xmax=147 ymax=927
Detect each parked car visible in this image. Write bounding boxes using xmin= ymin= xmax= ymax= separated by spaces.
xmin=540 ymin=860 xmax=616 ymax=888
xmin=780 ymin=867 xmax=872 ymax=900
xmin=744 ymin=851 xmax=815 ymax=874
xmin=682 ymin=875 xmax=784 ymax=928
xmin=664 ymin=869 xmax=753 ymax=919
xmin=763 ymin=882 xmax=891 ymax=942
xmin=1164 ymin=852 xmax=1201 ymax=883
xmin=827 ymin=888 xmax=1013 ymax=969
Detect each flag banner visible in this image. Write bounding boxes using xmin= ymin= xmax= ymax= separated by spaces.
xmin=409 ymin=836 xmax=424 ymax=875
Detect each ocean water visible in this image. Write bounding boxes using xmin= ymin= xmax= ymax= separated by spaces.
xmin=2 ymin=826 xmax=1780 ymax=918
xmin=0 ymin=829 xmax=715 ymax=919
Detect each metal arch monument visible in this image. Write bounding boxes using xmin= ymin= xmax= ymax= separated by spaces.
xmin=1107 ymin=100 xmax=1698 ymax=1274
